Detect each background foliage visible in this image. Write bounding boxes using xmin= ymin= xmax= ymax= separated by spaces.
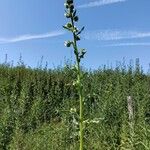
xmin=0 ymin=58 xmax=150 ymax=150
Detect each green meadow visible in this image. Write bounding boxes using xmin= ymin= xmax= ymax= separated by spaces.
xmin=0 ymin=59 xmax=150 ymax=150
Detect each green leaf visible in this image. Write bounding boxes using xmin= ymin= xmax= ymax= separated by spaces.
xmin=63 ymin=25 xmax=69 ymax=30
xmin=63 ymin=25 xmax=73 ymax=32
xmin=77 ymin=27 xmax=85 ymax=35
xmin=73 ymin=10 xmax=76 ymax=17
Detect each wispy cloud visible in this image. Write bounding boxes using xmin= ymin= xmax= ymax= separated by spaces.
xmin=0 ymin=30 xmax=65 ymax=44
xmin=103 ymin=42 xmax=150 ymax=47
xmin=78 ymin=0 xmax=127 ymax=8
xmin=83 ymin=30 xmax=150 ymax=41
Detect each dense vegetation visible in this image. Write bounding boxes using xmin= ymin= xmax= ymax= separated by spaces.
xmin=0 ymin=59 xmax=150 ymax=150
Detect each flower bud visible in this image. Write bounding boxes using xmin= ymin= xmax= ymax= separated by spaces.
xmin=79 ymin=49 xmax=86 ymax=59
xmin=70 ymin=108 xmax=76 ymax=113
xmin=66 ymin=0 xmax=73 ymax=5
xmin=69 ymin=4 xmax=74 ymax=13
xmin=70 ymin=8 xmax=74 ymax=13
xmin=64 ymin=13 xmax=71 ymax=18
xmin=74 ymin=16 xmax=79 ymax=22
xmin=64 ymin=3 xmax=69 ymax=9
xmin=70 ymin=4 xmax=74 ymax=10
xmin=66 ymin=23 xmax=72 ymax=28
xmin=73 ymin=80 xmax=80 ymax=87
xmin=64 ymin=41 xmax=72 ymax=47
xmin=73 ymin=27 xmax=79 ymax=33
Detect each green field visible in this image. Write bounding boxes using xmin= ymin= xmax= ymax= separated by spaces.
xmin=0 ymin=59 xmax=150 ymax=150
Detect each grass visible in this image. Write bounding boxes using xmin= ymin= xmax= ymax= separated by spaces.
xmin=0 ymin=58 xmax=150 ymax=149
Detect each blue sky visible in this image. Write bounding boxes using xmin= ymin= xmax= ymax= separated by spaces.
xmin=0 ymin=0 xmax=150 ymax=71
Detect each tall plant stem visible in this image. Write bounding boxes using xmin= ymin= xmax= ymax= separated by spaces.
xmin=79 ymin=84 xmax=84 ymax=150
xmin=71 ymin=16 xmax=84 ymax=150
xmin=64 ymin=1 xmax=86 ymax=149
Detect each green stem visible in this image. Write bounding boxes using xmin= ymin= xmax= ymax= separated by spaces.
xmin=71 ymin=16 xmax=84 ymax=150
xmin=79 ymin=81 xmax=84 ymax=150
